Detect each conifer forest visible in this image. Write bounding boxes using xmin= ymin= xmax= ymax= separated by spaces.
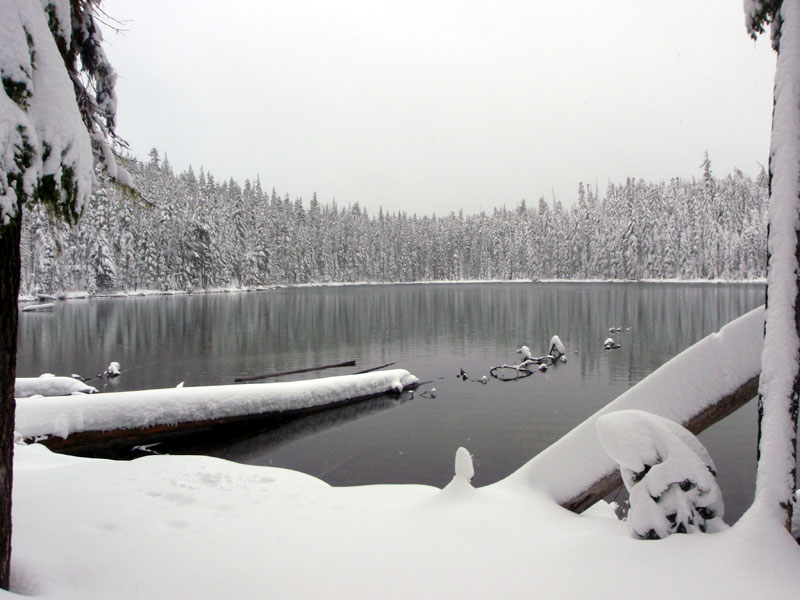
xmin=20 ymin=151 xmax=767 ymax=294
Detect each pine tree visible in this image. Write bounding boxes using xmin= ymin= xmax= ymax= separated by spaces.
xmin=0 ymin=0 xmax=127 ymax=586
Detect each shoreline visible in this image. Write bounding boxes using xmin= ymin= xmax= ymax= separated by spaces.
xmin=18 ymin=277 xmax=767 ymax=303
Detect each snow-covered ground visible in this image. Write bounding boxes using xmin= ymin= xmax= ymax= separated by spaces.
xmin=6 ymin=442 xmax=800 ymax=599
xmin=6 ymin=303 xmax=800 ymax=598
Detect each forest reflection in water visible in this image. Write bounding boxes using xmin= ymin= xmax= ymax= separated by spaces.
xmin=17 ymin=282 xmax=764 ymax=521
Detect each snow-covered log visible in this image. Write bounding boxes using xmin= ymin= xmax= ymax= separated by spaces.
xmin=15 ymin=375 xmax=98 ymax=397
xmin=20 ymin=303 xmax=54 ymax=312
xmin=15 ymin=369 xmax=419 ymax=452
xmin=495 ymin=306 xmax=764 ymax=512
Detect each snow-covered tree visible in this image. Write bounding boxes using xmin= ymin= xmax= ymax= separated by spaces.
xmin=0 ymin=0 xmax=125 ymax=586
xmin=745 ymin=0 xmax=800 ymax=532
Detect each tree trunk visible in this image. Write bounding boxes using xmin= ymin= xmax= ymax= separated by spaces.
xmin=754 ymin=0 xmax=800 ymax=531
xmin=0 ymin=214 xmax=21 ymax=589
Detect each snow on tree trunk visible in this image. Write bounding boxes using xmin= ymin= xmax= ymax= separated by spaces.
xmin=753 ymin=0 xmax=800 ymax=531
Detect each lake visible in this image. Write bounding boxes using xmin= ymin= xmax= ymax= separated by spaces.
xmin=16 ymin=282 xmax=764 ymax=522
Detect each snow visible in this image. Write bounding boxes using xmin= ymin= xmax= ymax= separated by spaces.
xmin=15 ymin=370 xmax=419 ymax=440
xmin=597 ymin=410 xmax=725 ymax=538
xmin=19 ymin=302 xmax=53 ymax=312
xmin=0 ymin=0 xmax=94 ymax=222
xmin=496 ymin=305 xmax=765 ymax=507
xmin=6 ymin=442 xmax=800 ymax=599
xmin=104 ymin=361 xmax=120 ymax=377
xmin=454 ymin=447 xmax=474 ymax=483
xmin=548 ymin=335 xmax=565 ymax=358
xmin=14 ymin=375 xmax=97 ymax=398
xmin=752 ymin=0 xmax=800 ymax=525
xmin=515 ymin=345 xmax=533 ymax=361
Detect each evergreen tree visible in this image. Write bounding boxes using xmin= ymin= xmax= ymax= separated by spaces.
xmin=0 ymin=0 xmax=126 ymax=586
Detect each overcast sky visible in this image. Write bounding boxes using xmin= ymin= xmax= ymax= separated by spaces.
xmin=100 ymin=1 xmax=776 ymax=216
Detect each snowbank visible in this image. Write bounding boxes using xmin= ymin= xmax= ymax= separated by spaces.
xmin=15 ymin=370 xmax=419 ymax=441
xmin=496 ymin=306 xmax=765 ymax=507
xmin=7 ymin=442 xmax=800 ymax=599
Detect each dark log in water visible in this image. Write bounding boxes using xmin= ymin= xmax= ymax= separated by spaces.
xmin=563 ymin=374 xmax=760 ymax=513
xmin=354 ymin=362 xmax=396 ymax=374
xmin=234 ymin=360 xmax=357 ymax=382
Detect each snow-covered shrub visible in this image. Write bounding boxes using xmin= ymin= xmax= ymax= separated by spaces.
xmin=596 ymin=410 xmax=725 ymax=539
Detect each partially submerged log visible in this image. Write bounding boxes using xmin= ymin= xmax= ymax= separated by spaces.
xmin=17 ymin=369 xmax=419 ymax=454
xmin=21 ymin=303 xmax=54 ymax=312
xmin=494 ymin=306 xmax=765 ymax=514
xmin=234 ymin=360 xmax=356 ymax=382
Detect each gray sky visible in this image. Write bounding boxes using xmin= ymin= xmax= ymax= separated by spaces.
xmin=101 ymin=0 xmax=776 ymax=215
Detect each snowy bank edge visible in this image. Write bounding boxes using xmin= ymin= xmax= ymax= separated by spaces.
xmin=17 ymin=278 xmax=767 ymax=303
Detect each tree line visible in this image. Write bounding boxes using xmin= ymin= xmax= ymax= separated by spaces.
xmin=20 ymin=150 xmax=767 ymax=294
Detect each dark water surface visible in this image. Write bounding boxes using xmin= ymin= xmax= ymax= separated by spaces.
xmin=17 ymin=282 xmax=764 ymax=522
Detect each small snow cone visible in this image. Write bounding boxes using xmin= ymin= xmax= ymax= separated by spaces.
xmin=454 ymin=447 xmax=474 ymax=483
xmin=596 ymin=410 xmax=725 ymax=539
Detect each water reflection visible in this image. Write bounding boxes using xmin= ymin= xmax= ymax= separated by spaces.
xmin=17 ymin=282 xmax=764 ymax=521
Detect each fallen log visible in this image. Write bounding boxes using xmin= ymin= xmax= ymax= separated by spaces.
xmin=21 ymin=303 xmax=54 ymax=312
xmin=17 ymin=369 xmax=419 ymax=454
xmin=234 ymin=360 xmax=356 ymax=382
xmin=562 ymin=374 xmax=760 ymax=513
xmin=494 ymin=305 xmax=765 ymax=514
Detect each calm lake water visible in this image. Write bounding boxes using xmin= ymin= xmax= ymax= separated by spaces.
xmin=17 ymin=282 xmax=764 ymax=522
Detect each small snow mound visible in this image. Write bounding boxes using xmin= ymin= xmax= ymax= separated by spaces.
xmin=516 ymin=345 xmax=533 ymax=361
xmin=596 ymin=410 xmax=725 ymax=539
xmin=454 ymin=447 xmax=474 ymax=482
xmin=549 ymin=335 xmax=565 ymax=358
xmin=106 ymin=362 xmax=121 ymax=377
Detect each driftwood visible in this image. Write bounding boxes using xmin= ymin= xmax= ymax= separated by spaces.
xmin=563 ymin=374 xmax=760 ymax=513
xmin=354 ymin=362 xmax=396 ymax=374
xmin=234 ymin=360 xmax=356 ymax=383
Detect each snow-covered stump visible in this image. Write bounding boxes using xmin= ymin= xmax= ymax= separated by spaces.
xmin=15 ymin=370 xmax=419 ymax=453
xmin=597 ymin=410 xmax=726 ymax=539
xmin=495 ymin=306 xmax=764 ymax=513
